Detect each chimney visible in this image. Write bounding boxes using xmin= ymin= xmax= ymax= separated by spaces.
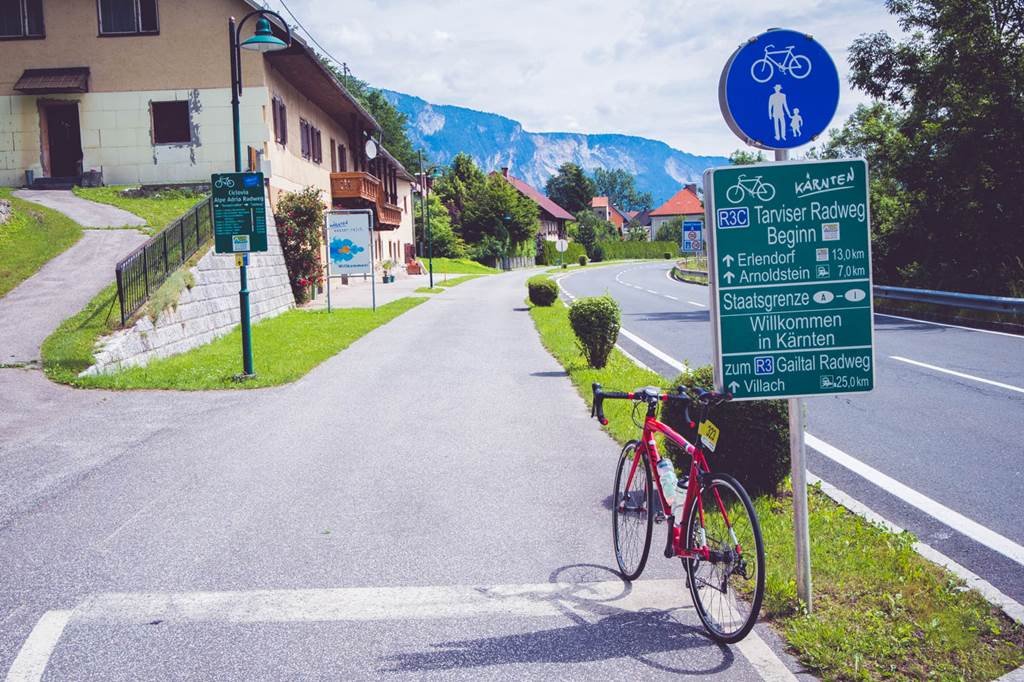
xmin=501 ymin=166 xmax=510 ymax=178
xmin=686 ymin=183 xmax=697 ymax=193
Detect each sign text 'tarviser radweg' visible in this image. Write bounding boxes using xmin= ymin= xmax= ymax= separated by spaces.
xmin=705 ymin=158 xmax=875 ymax=400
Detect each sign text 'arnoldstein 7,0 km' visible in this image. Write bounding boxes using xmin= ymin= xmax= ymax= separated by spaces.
xmin=705 ymin=158 xmax=875 ymax=400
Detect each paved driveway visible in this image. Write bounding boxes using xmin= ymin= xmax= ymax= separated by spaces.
xmin=0 ymin=272 xmax=805 ymax=680
xmin=13 ymin=190 xmax=146 ymax=228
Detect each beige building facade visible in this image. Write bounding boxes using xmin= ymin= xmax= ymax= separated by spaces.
xmin=0 ymin=0 xmax=413 ymax=269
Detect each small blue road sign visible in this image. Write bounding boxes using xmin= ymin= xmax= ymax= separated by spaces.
xmin=719 ymin=29 xmax=839 ymax=150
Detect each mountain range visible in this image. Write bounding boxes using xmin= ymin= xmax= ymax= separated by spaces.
xmin=382 ymin=90 xmax=729 ymax=206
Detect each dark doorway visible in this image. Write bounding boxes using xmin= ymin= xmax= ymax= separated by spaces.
xmin=44 ymin=102 xmax=82 ymax=178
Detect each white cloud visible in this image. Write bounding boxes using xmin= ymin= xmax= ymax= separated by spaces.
xmin=271 ymin=0 xmax=903 ymax=156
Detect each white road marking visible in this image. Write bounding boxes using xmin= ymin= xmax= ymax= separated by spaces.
xmin=665 ymin=295 xmax=679 ymax=301
xmin=889 ymin=356 xmax=1024 ymax=395
xmin=646 ymin=289 xmax=659 ymax=294
xmin=618 ymin=328 xmax=688 ymax=373
xmin=808 ymin=473 xmax=1024 ymax=625
xmin=689 ymin=301 xmax=706 ymax=307
xmin=877 ymin=312 xmax=1024 ymax=339
xmin=8 ymin=581 xmax=794 ymax=682
xmin=805 ymin=433 xmax=1024 ymax=566
xmin=5 ymin=610 xmax=72 ymax=682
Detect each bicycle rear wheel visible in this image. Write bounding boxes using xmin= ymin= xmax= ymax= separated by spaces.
xmin=612 ymin=441 xmax=654 ymax=580
xmin=684 ymin=473 xmax=765 ymax=642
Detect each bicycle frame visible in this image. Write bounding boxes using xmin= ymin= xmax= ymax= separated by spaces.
xmin=621 ymin=411 xmax=741 ymax=562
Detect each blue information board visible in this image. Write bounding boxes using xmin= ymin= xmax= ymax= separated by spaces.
xmin=682 ymin=220 xmax=703 ymax=252
xmin=719 ymin=29 xmax=839 ymax=150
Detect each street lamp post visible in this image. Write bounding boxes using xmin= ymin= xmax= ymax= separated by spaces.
xmin=228 ymin=11 xmax=290 ymax=377
xmin=418 ymin=150 xmax=434 ymax=289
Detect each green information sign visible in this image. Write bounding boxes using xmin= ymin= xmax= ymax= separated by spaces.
xmin=705 ymin=158 xmax=875 ymax=400
xmin=212 ymin=172 xmax=267 ymax=254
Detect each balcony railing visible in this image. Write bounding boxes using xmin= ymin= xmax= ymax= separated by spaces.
xmin=330 ymin=171 xmax=401 ymax=230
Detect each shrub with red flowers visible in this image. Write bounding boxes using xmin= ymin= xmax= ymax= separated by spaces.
xmin=274 ymin=186 xmax=325 ymax=304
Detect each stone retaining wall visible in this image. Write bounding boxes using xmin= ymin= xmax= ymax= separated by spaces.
xmin=84 ymin=200 xmax=293 ymax=374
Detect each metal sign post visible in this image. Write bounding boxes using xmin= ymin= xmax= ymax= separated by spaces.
xmin=324 ymin=209 xmax=375 ymax=313
xmin=714 ymin=29 xmax=858 ymax=613
xmin=212 ymin=171 xmax=266 ymax=377
xmin=555 ymin=238 xmax=569 ymax=267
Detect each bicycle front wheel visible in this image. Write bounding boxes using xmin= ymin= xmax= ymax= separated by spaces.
xmin=612 ymin=441 xmax=654 ymax=580
xmin=684 ymin=473 xmax=765 ymax=642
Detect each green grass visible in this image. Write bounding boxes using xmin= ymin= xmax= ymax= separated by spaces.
xmin=544 ymin=258 xmax=662 ymax=274
xmin=437 ymin=274 xmax=480 ymax=287
xmin=528 ymin=298 xmax=1024 ymax=681
xmin=0 ymin=188 xmax=84 ymax=297
xmin=422 ymin=257 xmax=499 ymax=274
xmin=415 ymin=287 xmax=444 ymax=294
xmin=43 ymin=292 xmax=426 ymax=390
xmin=72 ymin=186 xmax=207 ymax=234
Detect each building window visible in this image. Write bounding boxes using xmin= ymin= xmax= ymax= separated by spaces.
xmin=150 ymin=101 xmax=190 ymax=144
xmin=97 ymin=0 xmax=158 ymax=35
xmin=299 ymin=119 xmax=311 ymax=160
xmin=299 ymin=120 xmax=322 ymax=164
xmin=271 ymin=96 xmax=287 ymax=145
xmin=337 ymin=144 xmax=347 ymax=172
xmin=312 ymin=127 xmax=322 ymax=164
xmin=0 ymin=0 xmax=44 ymax=38
xmin=330 ymin=138 xmax=337 ymax=172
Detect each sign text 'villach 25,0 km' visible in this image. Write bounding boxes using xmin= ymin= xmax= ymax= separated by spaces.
xmin=705 ymin=158 xmax=875 ymax=400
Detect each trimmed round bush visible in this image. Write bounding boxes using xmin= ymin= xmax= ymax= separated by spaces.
xmin=660 ymin=365 xmax=790 ymax=497
xmin=561 ymin=263 xmax=568 ymax=269
xmin=578 ymin=254 xmax=588 ymax=266
xmin=591 ymin=242 xmax=606 ymax=262
xmin=527 ymin=276 xmax=559 ymax=306
xmin=663 ymin=251 xmax=672 ymax=259
xmin=568 ymin=295 xmax=620 ymax=368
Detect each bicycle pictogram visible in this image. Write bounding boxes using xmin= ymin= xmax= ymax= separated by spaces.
xmin=214 ymin=176 xmax=235 ymax=189
xmin=750 ymin=44 xmax=812 ymax=83
xmin=725 ymin=175 xmax=776 ymax=204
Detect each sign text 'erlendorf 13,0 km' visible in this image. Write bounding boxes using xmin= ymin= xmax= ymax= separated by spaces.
xmin=705 ymin=158 xmax=875 ymax=400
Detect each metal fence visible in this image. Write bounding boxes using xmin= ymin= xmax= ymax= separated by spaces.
xmin=115 ymin=197 xmax=212 ymax=326
xmin=873 ymin=285 xmax=1024 ymax=315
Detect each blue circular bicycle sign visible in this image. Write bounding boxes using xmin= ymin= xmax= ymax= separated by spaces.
xmin=719 ymin=29 xmax=840 ymax=150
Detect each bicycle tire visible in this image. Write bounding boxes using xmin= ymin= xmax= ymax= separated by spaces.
xmin=750 ymin=58 xmax=774 ymax=83
xmin=683 ymin=473 xmax=765 ymax=643
xmin=755 ymin=183 xmax=776 ymax=202
xmin=788 ymin=54 xmax=812 ymax=79
xmin=725 ymin=185 xmax=744 ymax=204
xmin=612 ymin=441 xmax=654 ymax=581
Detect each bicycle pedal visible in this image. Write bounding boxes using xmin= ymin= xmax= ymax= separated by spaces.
xmin=654 ymin=513 xmax=667 ymax=524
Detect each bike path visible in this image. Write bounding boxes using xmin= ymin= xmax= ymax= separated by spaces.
xmin=561 ymin=261 xmax=1024 ymax=604
xmin=0 ymin=272 xmax=805 ymax=679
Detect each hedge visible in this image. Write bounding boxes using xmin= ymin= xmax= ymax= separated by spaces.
xmin=538 ymin=239 xmax=587 ymax=265
xmin=599 ymin=240 xmax=680 ymax=260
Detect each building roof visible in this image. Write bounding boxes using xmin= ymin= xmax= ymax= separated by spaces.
xmin=500 ymin=169 xmax=574 ymax=221
xmin=650 ymin=186 xmax=704 ymax=217
xmin=14 ymin=67 xmax=90 ymax=94
xmin=591 ymin=196 xmax=610 ymax=209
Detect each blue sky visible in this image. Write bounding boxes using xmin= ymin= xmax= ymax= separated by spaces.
xmin=268 ymin=0 xmax=902 ymax=156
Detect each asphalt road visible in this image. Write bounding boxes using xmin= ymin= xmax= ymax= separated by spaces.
xmin=561 ymin=261 xmax=1024 ymax=604
xmin=0 ymin=272 xmax=806 ymax=680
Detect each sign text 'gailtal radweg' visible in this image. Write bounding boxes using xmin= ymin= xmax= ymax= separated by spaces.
xmin=706 ymin=158 xmax=875 ymax=400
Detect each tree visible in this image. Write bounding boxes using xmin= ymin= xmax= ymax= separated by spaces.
xmin=570 ymin=210 xmax=617 ymax=258
xmin=625 ymin=224 xmax=650 ymax=241
xmin=415 ymin=192 xmax=466 ymax=259
xmin=729 ymin=149 xmax=767 ymax=165
xmin=655 ymin=217 xmax=684 ymax=243
xmin=846 ymin=0 xmax=1024 ymax=295
xmin=434 ymin=153 xmax=486 ymax=238
xmin=591 ymin=168 xmax=653 ymax=212
xmin=462 ymin=174 xmax=539 ymax=256
xmin=545 ymin=163 xmax=596 ymax=214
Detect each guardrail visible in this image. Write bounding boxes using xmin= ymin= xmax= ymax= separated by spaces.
xmin=872 ymin=285 xmax=1024 ymax=315
xmin=675 ymin=268 xmax=709 ymax=281
xmin=115 ymin=197 xmax=212 ymax=326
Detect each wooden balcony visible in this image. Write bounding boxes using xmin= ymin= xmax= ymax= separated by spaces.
xmin=330 ymin=171 xmax=401 ymax=230
xmin=330 ymin=172 xmax=381 ymax=204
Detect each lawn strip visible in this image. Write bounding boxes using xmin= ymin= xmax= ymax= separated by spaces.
xmin=415 ymin=287 xmax=444 ymax=294
xmin=72 ymin=186 xmax=207 ymax=234
xmin=528 ymin=298 xmax=1024 ymax=680
xmin=437 ymin=275 xmax=480 ymax=288
xmin=420 ymin=257 xmax=499 ymax=274
xmin=43 ymin=293 xmax=426 ymax=390
xmin=0 ymin=188 xmax=84 ymax=297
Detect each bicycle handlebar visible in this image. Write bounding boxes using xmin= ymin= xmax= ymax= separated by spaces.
xmin=591 ymin=383 xmax=730 ymax=426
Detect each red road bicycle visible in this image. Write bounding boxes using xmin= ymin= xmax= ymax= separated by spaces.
xmin=592 ymin=384 xmax=765 ymax=642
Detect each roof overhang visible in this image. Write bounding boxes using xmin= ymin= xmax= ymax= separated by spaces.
xmin=15 ymin=67 xmax=90 ymax=94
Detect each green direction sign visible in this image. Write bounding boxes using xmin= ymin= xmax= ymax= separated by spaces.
xmin=212 ymin=172 xmax=267 ymax=254
xmin=705 ymin=158 xmax=875 ymax=400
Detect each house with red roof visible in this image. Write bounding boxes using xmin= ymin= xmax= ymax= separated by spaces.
xmin=591 ymin=196 xmax=628 ymax=235
xmin=649 ymin=184 xmax=704 ymax=237
xmin=498 ymin=167 xmax=574 ymax=240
